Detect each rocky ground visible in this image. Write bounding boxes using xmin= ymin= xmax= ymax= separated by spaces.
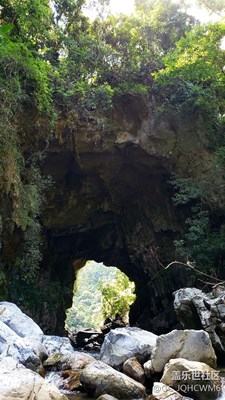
xmin=1 ymin=286 xmax=225 ymax=400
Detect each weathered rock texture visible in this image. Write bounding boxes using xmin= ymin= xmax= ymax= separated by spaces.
xmin=0 ymin=302 xmax=46 ymax=370
xmin=0 ymin=357 xmax=67 ymax=400
xmin=80 ymin=360 xmax=146 ymax=399
xmin=123 ymin=357 xmax=145 ymax=384
xmin=0 ymin=302 xmax=43 ymax=339
xmin=5 ymin=96 xmax=225 ymax=334
xmin=161 ymin=358 xmax=221 ymax=400
xmin=43 ymin=351 xmax=95 ymax=371
xmin=100 ymin=327 xmax=157 ymax=368
xmin=174 ymin=285 xmax=225 ymax=360
xmin=41 ymin=335 xmax=74 ymax=357
xmin=144 ymin=329 xmax=216 ymax=375
xmin=152 ymin=382 xmax=193 ymax=400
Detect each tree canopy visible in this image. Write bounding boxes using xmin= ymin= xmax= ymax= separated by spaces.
xmin=66 ymin=261 xmax=136 ymax=330
xmin=98 ymin=269 xmax=136 ymax=321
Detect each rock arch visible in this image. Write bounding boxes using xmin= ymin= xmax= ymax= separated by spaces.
xmin=29 ymin=98 xmax=224 ymax=334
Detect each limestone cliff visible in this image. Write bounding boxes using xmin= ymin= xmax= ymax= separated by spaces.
xmin=1 ymin=93 xmax=224 ymax=334
xmin=33 ymin=94 xmax=224 ymax=334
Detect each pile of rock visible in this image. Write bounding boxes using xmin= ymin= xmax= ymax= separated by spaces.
xmin=0 ymin=301 xmax=68 ymax=399
xmin=174 ymin=284 xmax=225 ymax=359
xmin=69 ymin=315 xmax=127 ymax=351
xmin=43 ymin=326 xmax=222 ymax=400
xmin=95 ymin=327 xmax=220 ymax=400
xmin=0 ymin=301 xmax=223 ymax=400
xmin=69 ymin=329 xmax=104 ymax=351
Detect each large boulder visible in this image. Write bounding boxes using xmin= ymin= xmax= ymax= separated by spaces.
xmin=161 ymin=358 xmax=221 ymax=400
xmin=69 ymin=329 xmax=104 ymax=350
xmin=100 ymin=327 xmax=157 ymax=368
xmin=123 ymin=357 xmax=145 ymax=384
xmin=0 ymin=356 xmax=67 ymax=400
xmin=44 ymin=352 xmax=96 ymax=393
xmin=0 ymin=320 xmax=45 ymax=370
xmin=80 ymin=360 xmax=146 ymax=399
xmin=41 ymin=335 xmax=74 ymax=356
xmin=144 ymin=330 xmax=216 ymax=375
xmin=174 ymin=285 xmax=225 ymax=357
xmin=152 ymin=382 xmax=193 ymax=400
xmin=43 ymin=351 xmax=96 ymax=370
xmin=0 ymin=302 xmax=47 ymax=369
xmin=0 ymin=301 xmax=43 ymax=338
xmin=97 ymin=395 xmax=119 ymax=400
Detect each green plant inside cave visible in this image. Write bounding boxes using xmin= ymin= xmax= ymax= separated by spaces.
xmin=65 ymin=260 xmax=136 ymax=331
xmin=170 ymin=176 xmax=225 ymax=280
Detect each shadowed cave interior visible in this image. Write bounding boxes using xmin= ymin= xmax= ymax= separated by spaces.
xmin=36 ymin=139 xmax=196 ymax=335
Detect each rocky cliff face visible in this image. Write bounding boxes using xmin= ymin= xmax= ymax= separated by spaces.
xmin=31 ymin=94 xmax=223 ymax=334
xmin=4 ymin=95 xmax=224 ymax=334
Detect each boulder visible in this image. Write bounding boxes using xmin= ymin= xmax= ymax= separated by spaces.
xmin=23 ymin=337 xmax=48 ymax=361
xmin=101 ymin=316 xmax=127 ymax=335
xmin=152 ymin=382 xmax=194 ymax=400
xmin=144 ymin=329 xmax=216 ymax=375
xmin=100 ymin=327 xmax=157 ymax=368
xmin=41 ymin=335 xmax=74 ymax=356
xmin=0 ymin=301 xmax=43 ymax=338
xmin=123 ymin=356 xmax=145 ymax=384
xmin=161 ymin=358 xmax=221 ymax=400
xmin=69 ymin=329 xmax=104 ymax=349
xmin=0 ymin=356 xmax=67 ymax=400
xmin=49 ymin=352 xmax=114 ymax=393
xmin=0 ymin=320 xmax=44 ymax=370
xmin=97 ymin=395 xmax=119 ymax=400
xmin=174 ymin=286 xmax=225 ymax=357
xmin=0 ymin=302 xmax=47 ymax=369
xmin=43 ymin=351 xmax=96 ymax=370
xmin=80 ymin=360 xmax=146 ymax=399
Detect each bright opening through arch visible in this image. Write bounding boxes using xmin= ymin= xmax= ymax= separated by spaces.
xmin=65 ymin=260 xmax=136 ymax=332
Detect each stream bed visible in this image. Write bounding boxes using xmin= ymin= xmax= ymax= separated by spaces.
xmin=45 ymin=352 xmax=225 ymax=400
xmin=46 ymin=369 xmax=225 ymax=400
xmin=45 ymin=371 xmax=94 ymax=400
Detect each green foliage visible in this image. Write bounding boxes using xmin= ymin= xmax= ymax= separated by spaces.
xmin=0 ymin=0 xmax=54 ymax=51
xmin=135 ymin=0 xmax=197 ymax=52
xmin=155 ymin=23 xmax=225 ymax=85
xmin=154 ymin=21 xmax=225 ymax=274
xmin=170 ymin=177 xmax=206 ymax=205
xmin=56 ymin=0 xmax=196 ymax=115
xmin=66 ymin=261 xmax=117 ymax=330
xmin=154 ymin=23 xmax=225 ymax=126
xmin=171 ymin=176 xmax=225 ymax=276
xmin=98 ymin=269 xmax=136 ymax=320
xmin=215 ymin=146 xmax=225 ymax=165
xmin=66 ymin=261 xmax=136 ymax=330
xmin=9 ymin=276 xmax=68 ymax=313
xmin=0 ymin=11 xmax=54 ymax=283
xmin=80 ymin=83 xmax=114 ymax=112
xmin=0 ymin=30 xmax=53 ymax=112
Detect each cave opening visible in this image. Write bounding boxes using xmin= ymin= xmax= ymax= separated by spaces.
xmin=65 ymin=260 xmax=136 ymax=333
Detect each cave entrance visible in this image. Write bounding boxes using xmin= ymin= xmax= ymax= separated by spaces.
xmin=65 ymin=260 xmax=136 ymax=332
